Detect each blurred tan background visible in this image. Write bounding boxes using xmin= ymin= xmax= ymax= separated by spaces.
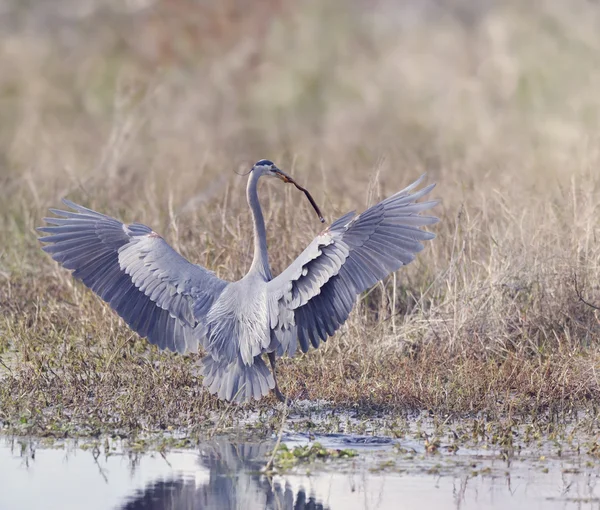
xmin=1 ymin=0 xmax=600 ymax=415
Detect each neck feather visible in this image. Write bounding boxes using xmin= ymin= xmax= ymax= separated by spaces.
xmin=246 ymin=172 xmax=271 ymax=279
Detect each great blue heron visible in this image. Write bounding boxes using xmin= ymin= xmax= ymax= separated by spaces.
xmin=38 ymin=160 xmax=438 ymax=403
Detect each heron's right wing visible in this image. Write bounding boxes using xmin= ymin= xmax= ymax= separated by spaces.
xmin=267 ymin=175 xmax=438 ymax=356
xmin=38 ymin=200 xmax=227 ymax=354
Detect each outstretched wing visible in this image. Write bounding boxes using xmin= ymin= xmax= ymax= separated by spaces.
xmin=38 ymin=200 xmax=227 ymax=354
xmin=267 ymin=175 xmax=438 ymax=356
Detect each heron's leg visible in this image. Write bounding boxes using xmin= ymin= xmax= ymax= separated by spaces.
xmin=268 ymin=352 xmax=286 ymax=402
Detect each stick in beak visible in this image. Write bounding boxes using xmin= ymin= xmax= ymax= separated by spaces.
xmin=275 ymin=169 xmax=325 ymax=223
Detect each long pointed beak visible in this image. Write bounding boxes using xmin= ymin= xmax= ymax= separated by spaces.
xmin=273 ymin=168 xmax=325 ymax=223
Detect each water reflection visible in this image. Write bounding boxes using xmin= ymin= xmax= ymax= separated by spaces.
xmin=121 ymin=440 xmax=328 ymax=510
xmin=2 ymin=435 xmax=600 ymax=510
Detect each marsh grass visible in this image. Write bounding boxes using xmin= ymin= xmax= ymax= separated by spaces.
xmin=1 ymin=0 xmax=600 ymax=435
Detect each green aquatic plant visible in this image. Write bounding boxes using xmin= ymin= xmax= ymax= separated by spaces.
xmin=269 ymin=442 xmax=358 ymax=472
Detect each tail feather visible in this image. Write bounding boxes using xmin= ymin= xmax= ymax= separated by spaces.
xmin=201 ymin=354 xmax=275 ymax=403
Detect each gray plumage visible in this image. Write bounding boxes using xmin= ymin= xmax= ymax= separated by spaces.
xmin=38 ymin=160 xmax=439 ymax=403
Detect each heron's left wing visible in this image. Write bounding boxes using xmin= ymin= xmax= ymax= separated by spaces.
xmin=38 ymin=200 xmax=227 ymax=354
xmin=267 ymin=175 xmax=438 ymax=356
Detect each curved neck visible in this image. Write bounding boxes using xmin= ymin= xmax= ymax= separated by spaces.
xmin=247 ymin=171 xmax=272 ymax=280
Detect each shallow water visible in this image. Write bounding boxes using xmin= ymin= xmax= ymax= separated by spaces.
xmin=1 ymin=433 xmax=600 ymax=510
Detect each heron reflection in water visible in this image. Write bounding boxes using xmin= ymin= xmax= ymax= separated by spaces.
xmin=120 ymin=440 xmax=328 ymax=510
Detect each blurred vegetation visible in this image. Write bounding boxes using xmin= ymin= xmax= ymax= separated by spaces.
xmin=1 ymin=0 xmax=600 ymax=434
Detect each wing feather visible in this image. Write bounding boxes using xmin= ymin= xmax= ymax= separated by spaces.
xmin=39 ymin=200 xmax=227 ymax=354
xmin=268 ymin=175 xmax=438 ymax=355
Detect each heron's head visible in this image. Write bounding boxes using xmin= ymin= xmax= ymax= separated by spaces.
xmin=251 ymin=159 xmax=325 ymax=223
xmin=251 ymin=159 xmax=291 ymax=182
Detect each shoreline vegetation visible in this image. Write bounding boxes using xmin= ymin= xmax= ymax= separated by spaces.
xmin=1 ymin=0 xmax=600 ymax=438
